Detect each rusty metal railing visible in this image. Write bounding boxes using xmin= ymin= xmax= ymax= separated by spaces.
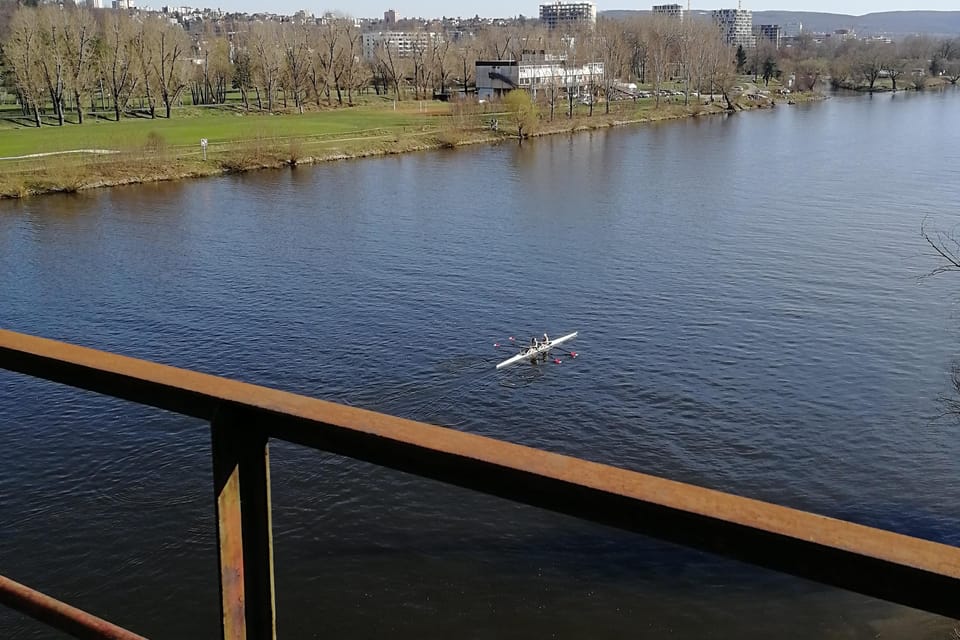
xmin=1 ymin=328 xmax=959 ymax=639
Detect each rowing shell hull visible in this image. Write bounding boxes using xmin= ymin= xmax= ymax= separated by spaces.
xmin=495 ymin=331 xmax=578 ymax=369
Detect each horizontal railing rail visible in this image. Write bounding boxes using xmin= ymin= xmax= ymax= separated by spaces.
xmin=1 ymin=328 xmax=959 ymax=640
xmin=0 ymin=575 xmax=147 ymax=640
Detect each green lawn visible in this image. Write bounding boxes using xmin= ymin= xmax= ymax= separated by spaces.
xmin=0 ymin=103 xmax=446 ymax=158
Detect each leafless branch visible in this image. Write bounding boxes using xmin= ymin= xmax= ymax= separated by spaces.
xmin=921 ymin=216 xmax=960 ymax=277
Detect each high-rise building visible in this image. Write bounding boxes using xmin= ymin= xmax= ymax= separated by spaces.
xmin=539 ymin=1 xmax=597 ymax=29
xmin=713 ymin=7 xmax=755 ymax=48
xmin=383 ymin=9 xmax=397 ymax=24
xmin=652 ymin=4 xmax=684 ymax=20
xmin=756 ymin=24 xmax=782 ymax=48
xmin=782 ymin=20 xmax=802 ymax=37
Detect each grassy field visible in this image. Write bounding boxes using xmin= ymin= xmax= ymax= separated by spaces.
xmin=0 ymin=99 xmax=453 ymax=158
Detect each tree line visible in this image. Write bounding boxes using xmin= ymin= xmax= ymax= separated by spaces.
xmin=2 ymin=4 xmax=959 ymax=128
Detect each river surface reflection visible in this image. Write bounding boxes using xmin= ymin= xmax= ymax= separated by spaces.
xmin=2 ymin=91 xmax=960 ymax=639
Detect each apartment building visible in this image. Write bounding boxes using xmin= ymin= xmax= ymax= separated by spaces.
xmin=756 ymin=23 xmax=782 ymax=48
xmin=651 ymin=4 xmax=684 ymax=20
xmin=713 ymin=7 xmax=755 ymax=48
xmin=539 ymin=1 xmax=597 ymax=29
xmin=362 ymin=31 xmax=441 ymax=60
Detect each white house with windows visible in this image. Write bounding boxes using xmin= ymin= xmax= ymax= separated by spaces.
xmin=476 ymin=52 xmax=604 ymax=100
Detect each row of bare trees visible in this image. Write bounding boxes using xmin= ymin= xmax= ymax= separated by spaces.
xmin=9 ymin=6 xmax=957 ymax=128
xmin=3 ymin=6 xmax=189 ymax=125
xmin=775 ymin=32 xmax=960 ymax=93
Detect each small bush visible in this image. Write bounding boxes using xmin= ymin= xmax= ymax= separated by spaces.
xmin=144 ymin=131 xmax=167 ymax=155
xmin=287 ymin=137 xmax=304 ymax=165
xmin=436 ymin=128 xmax=464 ymax=148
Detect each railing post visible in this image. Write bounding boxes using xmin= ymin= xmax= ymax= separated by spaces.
xmin=211 ymin=407 xmax=276 ymax=640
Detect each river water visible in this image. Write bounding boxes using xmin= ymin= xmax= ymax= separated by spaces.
xmin=2 ymin=91 xmax=960 ymax=639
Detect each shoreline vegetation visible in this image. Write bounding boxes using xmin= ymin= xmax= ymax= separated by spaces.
xmin=3 ymin=2 xmax=957 ymax=200
xmin=2 ymin=2 xmax=958 ymax=199
xmin=0 ymin=90 xmax=827 ymax=199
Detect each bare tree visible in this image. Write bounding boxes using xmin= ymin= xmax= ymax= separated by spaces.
xmin=596 ymin=17 xmax=627 ymax=114
xmin=705 ymin=35 xmax=736 ymax=110
xmin=674 ymin=17 xmax=699 ymax=105
xmin=647 ymin=15 xmax=678 ymax=107
xmin=100 ymin=10 xmax=139 ymax=121
xmin=232 ymin=45 xmax=253 ymax=110
xmin=62 ymin=5 xmax=96 ymax=124
xmin=854 ymin=41 xmax=887 ymax=92
xmin=194 ymin=36 xmax=231 ymax=105
xmin=249 ymin=22 xmax=282 ymax=111
xmin=132 ymin=18 xmax=158 ymax=117
xmin=883 ymin=42 xmax=908 ymax=92
xmin=308 ymin=24 xmax=330 ymax=106
xmin=828 ymin=54 xmax=855 ymax=89
xmin=945 ymin=60 xmax=960 ymax=85
xmin=280 ymin=22 xmax=310 ymax=112
xmin=541 ymin=75 xmax=562 ymax=120
xmin=431 ymin=36 xmax=454 ymax=97
xmin=373 ymin=38 xmax=406 ymax=100
xmin=793 ymin=57 xmax=825 ymax=91
xmin=37 ymin=5 xmax=67 ymax=125
xmin=478 ymin=23 xmax=519 ymax=61
xmin=687 ymin=19 xmax=720 ymax=98
xmin=153 ymin=18 xmax=189 ymax=118
xmin=339 ymin=22 xmax=362 ymax=105
xmin=624 ymin=17 xmax=649 ymax=86
xmin=928 ymin=36 xmax=958 ymax=76
xmin=4 ymin=6 xmax=46 ymax=126
xmin=454 ymin=40 xmax=476 ymax=97
xmin=409 ymin=31 xmax=433 ymax=100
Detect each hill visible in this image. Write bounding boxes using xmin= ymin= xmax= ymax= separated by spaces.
xmin=600 ymin=9 xmax=960 ymax=37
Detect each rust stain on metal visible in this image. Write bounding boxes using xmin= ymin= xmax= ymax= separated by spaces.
xmin=211 ymin=414 xmax=276 ymax=640
xmin=213 ymin=421 xmax=249 ymax=640
xmin=0 ymin=574 xmax=147 ymax=640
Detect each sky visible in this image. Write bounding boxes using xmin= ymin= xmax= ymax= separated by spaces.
xmin=217 ymin=0 xmax=958 ymax=19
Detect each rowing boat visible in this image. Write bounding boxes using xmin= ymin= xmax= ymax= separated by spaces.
xmin=495 ymin=331 xmax=578 ymax=369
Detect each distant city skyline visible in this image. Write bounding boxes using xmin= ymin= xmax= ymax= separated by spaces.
xmin=208 ymin=0 xmax=958 ymax=19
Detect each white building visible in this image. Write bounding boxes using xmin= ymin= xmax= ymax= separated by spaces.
xmin=652 ymin=4 xmax=684 ymax=20
xmin=476 ymin=52 xmax=604 ymax=100
xmin=539 ymin=1 xmax=597 ymax=29
xmin=362 ymin=31 xmax=441 ymax=60
xmin=713 ymin=8 xmax=755 ymax=48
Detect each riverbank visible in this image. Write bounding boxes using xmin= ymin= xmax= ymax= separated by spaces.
xmin=0 ymin=92 xmax=823 ymax=199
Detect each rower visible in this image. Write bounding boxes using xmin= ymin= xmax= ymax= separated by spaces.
xmin=543 ymin=333 xmax=549 ymax=343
